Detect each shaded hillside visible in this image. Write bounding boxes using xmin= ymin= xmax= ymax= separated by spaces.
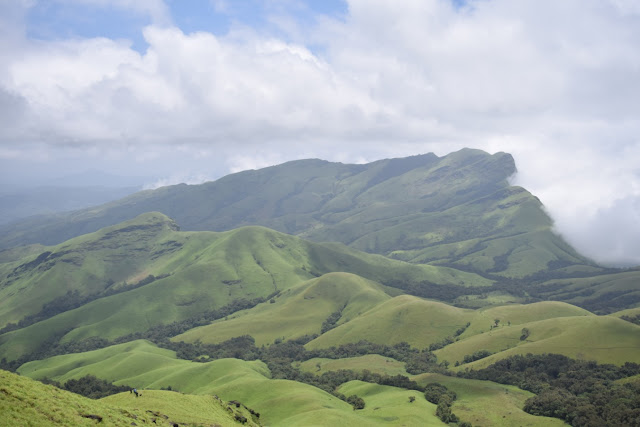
xmin=0 ymin=149 xmax=597 ymax=277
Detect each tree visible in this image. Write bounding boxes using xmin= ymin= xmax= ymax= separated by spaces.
xmin=346 ymin=395 xmax=365 ymax=410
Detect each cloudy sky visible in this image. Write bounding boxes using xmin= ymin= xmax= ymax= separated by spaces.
xmin=0 ymin=0 xmax=639 ymax=266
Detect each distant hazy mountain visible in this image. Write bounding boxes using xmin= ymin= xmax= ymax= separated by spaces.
xmin=0 ymin=186 xmax=140 ymax=225
xmin=0 ymin=149 xmax=595 ymax=278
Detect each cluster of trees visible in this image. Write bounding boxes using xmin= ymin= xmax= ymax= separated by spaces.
xmin=41 ymin=375 xmax=131 ymax=399
xmin=621 ymin=314 xmax=640 ymax=326
xmin=457 ymin=350 xmax=493 ymax=366
xmin=424 ymin=383 xmax=463 ymax=424
xmin=321 ymin=307 xmax=345 ymax=334
xmin=346 ymin=395 xmax=365 ymax=410
xmin=460 ymin=353 xmax=640 ymax=426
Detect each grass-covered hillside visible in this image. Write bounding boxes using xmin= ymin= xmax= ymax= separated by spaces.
xmin=0 ymin=369 xmax=259 ymax=426
xmin=0 ymin=212 xmax=491 ymax=361
xmin=16 ymin=341 xmax=446 ymax=426
xmin=0 ymin=149 xmax=597 ymax=278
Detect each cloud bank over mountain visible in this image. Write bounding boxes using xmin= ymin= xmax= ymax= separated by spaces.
xmin=0 ymin=0 xmax=638 ymax=265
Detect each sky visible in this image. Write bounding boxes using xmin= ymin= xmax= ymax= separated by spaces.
xmin=0 ymin=0 xmax=639 ymax=266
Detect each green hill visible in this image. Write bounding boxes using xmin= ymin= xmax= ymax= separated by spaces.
xmin=297 ymin=354 xmax=410 ymax=377
xmin=0 ymin=369 xmax=258 ymax=426
xmin=0 ymin=212 xmax=491 ymax=361
xmin=435 ymin=314 xmax=640 ymax=368
xmin=306 ymin=295 xmax=472 ymax=350
xmin=412 ymin=373 xmax=566 ymax=426
xmin=16 ymin=340 xmax=445 ymax=426
xmin=174 ymin=272 xmax=392 ymax=346
xmin=0 ymin=149 xmax=597 ymax=279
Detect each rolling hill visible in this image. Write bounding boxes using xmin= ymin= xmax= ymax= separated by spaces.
xmin=16 ymin=340 xmax=446 ymax=426
xmin=0 ymin=212 xmax=491 ymax=361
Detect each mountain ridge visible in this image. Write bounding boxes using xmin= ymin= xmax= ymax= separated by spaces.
xmin=0 ymin=149 xmax=597 ymax=279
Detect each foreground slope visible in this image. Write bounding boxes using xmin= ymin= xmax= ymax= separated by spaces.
xmin=0 ymin=369 xmax=257 ymax=426
xmin=17 ymin=341 xmax=446 ymax=426
xmin=0 ymin=149 xmax=596 ymax=278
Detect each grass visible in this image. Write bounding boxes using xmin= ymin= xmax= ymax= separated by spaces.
xmin=437 ymin=315 xmax=640 ymax=369
xmin=15 ymin=340 xmax=437 ymax=426
xmin=297 ymin=354 xmax=409 ymax=377
xmin=0 ymin=369 xmax=257 ymax=426
xmin=412 ymin=373 xmax=566 ymax=426
xmin=536 ymin=269 xmax=640 ymax=313
xmin=459 ymin=301 xmax=593 ymax=338
xmin=0 ymin=211 xmax=497 ymax=361
xmin=335 ymin=380 xmax=445 ymax=426
xmin=175 ymin=272 xmax=391 ymax=346
xmin=102 ymin=390 xmax=260 ymax=426
xmin=305 ymin=295 xmax=473 ymax=350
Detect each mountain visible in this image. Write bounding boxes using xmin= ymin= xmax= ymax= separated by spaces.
xmin=0 ymin=149 xmax=597 ymax=278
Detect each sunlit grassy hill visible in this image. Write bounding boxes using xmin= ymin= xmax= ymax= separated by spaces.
xmin=175 ymin=272 xmax=392 ymax=346
xmin=0 ymin=212 xmax=493 ymax=361
xmin=0 ymin=369 xmax=258 ymax=426
xmin=0 ymin=149 xmax=598 ymax=279
xmin=412 ymin=373 xmax=566 ymax=427
xmin=436 ymin=314 xmax=640 ymax=368
xmin=17 ymin=341 xmax=446 ymax=426
xmin=306 ymin=295 xmax=471 ymax=350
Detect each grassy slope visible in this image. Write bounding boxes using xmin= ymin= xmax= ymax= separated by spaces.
xmin=436 ymin=315 xmax=640 ymax=368
xmin=0 ymin=149 xmax=597 ymax=279
xmin=336 ymin=380 xmax=445 ymax=426
xmin=297 ymin=354 xmax=409 ymax=377
xmin=17 ymin=340 xmax=441 ymax=426
xmin=175 ymin=272 xmax=392 ymax=346
xmin=0 ymin=213 xmax=492 ymax=361
xmin=534 ymin=269 xmax=640 ymax=313
xmin=101 ymin=391 xmax=261 ymax=426
xmin=413 ymin=373 xmax=566 ymax=427
xmin=0 ymin=369 xmax=256 ymax=427
xmin=306 ymin=295 xmax=472 ymax=350
xmin=293 ymin=358 xmax=566 ymax=426
xmin=304 ymin=299 xmax=590 ymax=351
xmin=0 ymin=212 xmax=182 ymax=327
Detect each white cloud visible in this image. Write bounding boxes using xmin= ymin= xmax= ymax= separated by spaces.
xmin=0 ymin=0 xmax=639 ymax=264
